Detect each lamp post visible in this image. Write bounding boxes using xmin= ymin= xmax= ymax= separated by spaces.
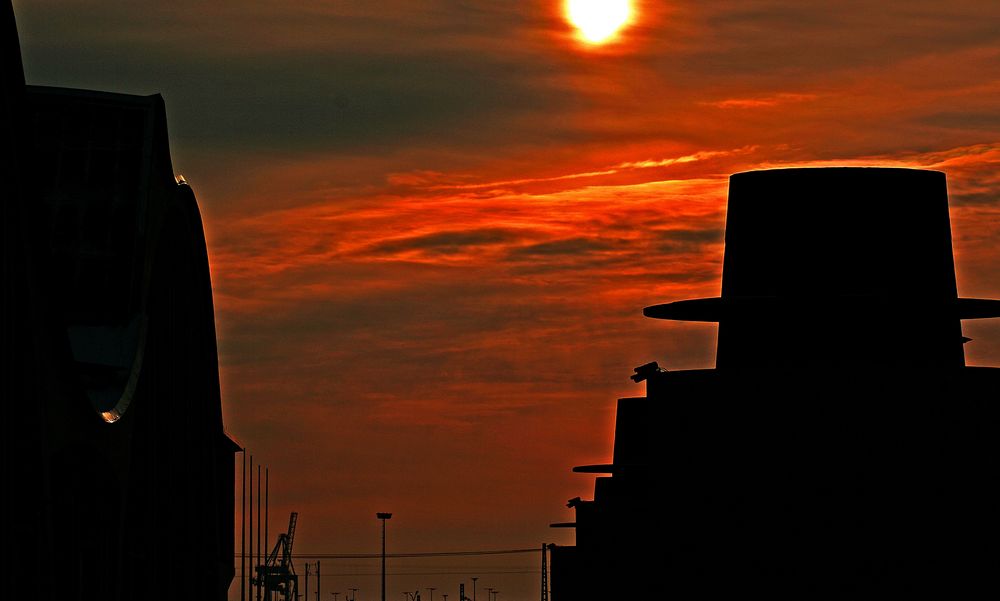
xmin=350 ymin=588 xmax=358 ymax=601
xmin=471 ymin=578 xmax=477 ymax=601
xmin=376 ymin=513 xmax=392 ymax=601
xmin=427 ymin=588 xmax=435 ymax=601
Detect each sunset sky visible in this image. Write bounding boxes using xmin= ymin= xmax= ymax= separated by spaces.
xmin=14 ymin=0 xmax=1000 ymax=598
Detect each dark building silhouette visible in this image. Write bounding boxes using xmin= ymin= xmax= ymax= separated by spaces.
xmin=549 ymin=168 xmax=1000 ymax=599
xmin=2 ymin=3 xmax=238 ymax=600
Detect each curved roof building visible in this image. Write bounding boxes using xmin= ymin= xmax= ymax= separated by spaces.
xmin=3 ymin=3 xmax=238 ymax=599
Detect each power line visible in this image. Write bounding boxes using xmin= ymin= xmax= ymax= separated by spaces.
xmin=233 ymin=569 xmax=538 ymax=576
xmin=329 ymin=571 xmax=539 ymax=576
xmin=235 ymin=548 xmax=541 ymax=559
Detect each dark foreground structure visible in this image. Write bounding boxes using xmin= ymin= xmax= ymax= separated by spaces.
xmin=549 ymin=167 xmax=1000 ymax=599
xmin=3 ymin=4 xmax=237 ymax=600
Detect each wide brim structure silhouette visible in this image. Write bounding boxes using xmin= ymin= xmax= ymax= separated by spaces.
xmin=644 ymin=294 xmax=1000 ymax=321
xmin=645 ymin=167 xmax=1000 ymax=368
xmin=548 ymin=167 xmax=1000 ymax=601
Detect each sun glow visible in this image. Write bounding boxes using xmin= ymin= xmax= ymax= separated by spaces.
xmin=565 ymin=0 xmax=633 ymax=44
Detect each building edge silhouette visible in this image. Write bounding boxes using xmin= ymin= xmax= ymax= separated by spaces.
xmin=548 ymin=167 xmax=1000 ymax=600
xmin=2 ymin=3 xmax=238 ymax=599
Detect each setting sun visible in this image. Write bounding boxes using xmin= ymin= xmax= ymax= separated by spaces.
xmin=566 ymin=0 xmax=633 ymax=44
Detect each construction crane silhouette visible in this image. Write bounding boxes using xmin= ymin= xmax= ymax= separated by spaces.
xmin=255 ymin=512 xmax=299 ymax=601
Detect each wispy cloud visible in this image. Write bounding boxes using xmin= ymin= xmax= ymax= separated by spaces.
xmin=424 ymin=168 xmax=620 ymax=191
xmin=703 ymin=93 xmax=817 ymax=109
xmin=613 ymin=146 xmax=759 ymax=169
xmin=403 ymin=146 xmax=759 ymax=192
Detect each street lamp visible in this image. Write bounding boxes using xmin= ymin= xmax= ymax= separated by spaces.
xmin=377 ymin=513 xmax=392 ymax=601
xmin=427 ymin=588 xmax=435 ymax=601
xmin=349 ymin=588 xmax=359 ymax=601
xmin=471 ymin=578 xmax=478 ymax=601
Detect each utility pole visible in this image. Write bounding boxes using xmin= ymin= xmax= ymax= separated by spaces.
xmin=265 ymin=467 xmax=269 ymax=565
xmin=241 ymin=449 xmax=247 ymax=601
xmin=249 ymin=455 xmax=254 ymax=601
xmin=377 ymin=513 xmax=392 ymax=601
xmin=540 ymin=543 xmax=548 ymax=601
xmin=257 ymin=463 xmax=261 ymax=601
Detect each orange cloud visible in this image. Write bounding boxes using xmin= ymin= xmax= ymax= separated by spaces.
xmin=704 ymin=93 xmax=818 ymax=109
